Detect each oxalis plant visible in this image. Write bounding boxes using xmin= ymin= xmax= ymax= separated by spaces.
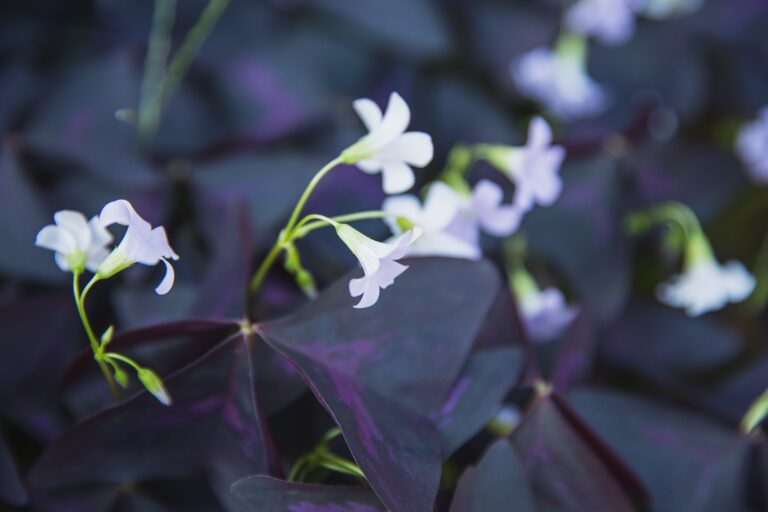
xmin=10 ymin=1 xmax=768 ymax=511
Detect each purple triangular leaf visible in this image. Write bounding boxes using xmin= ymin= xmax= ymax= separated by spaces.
xmin=569 ymin=388 xmax=752 ymax=512
xmin=449 ymin=440 xmax=536 ymax=512
xmin=231 ymin=476 xmax=386 ymax=511
xmin=30 ymin=333 xmax=277 ymax=508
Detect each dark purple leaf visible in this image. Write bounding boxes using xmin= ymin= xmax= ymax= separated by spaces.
xmin=23 ymin=52 xmax=159 ymax=189
xmin=569 ymin=388 xmax=751 ymax=512
xmin=511 ymin=393 xmax=645 ymax=511
xmin=30 ymin=332 xmax=278 ymax=508
xmin=525 ymin=156 xmax=630 ymax=322
xmin=258 ymin=258 xmax=503 ymax=512
xmin=0 ymin=434 xmax=26 ymax=506
xmin=435 ymin=347 xmax=525 ymax=456
xmin=450 ymin=440 xmax=536 ymax=512
xmin=231 ymin=475 xmax=385 ymax=512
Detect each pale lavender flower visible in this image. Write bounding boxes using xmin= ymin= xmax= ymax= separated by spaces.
xmin=35 ymin=210 xmax=113 ymax=273
xmin=506 ymin=117 xmax=567 ymax=212
xmin=657 ymin=259 xmax=755 ymax=317
xmin=336 ymin=224 xmax=421 ymax=309
xmin=512 ymin=47 xmax=607 ymax=119
xmin=566 ymin=0 xmax=637 ymax=46
xmin=342 ymin=92 xmax=434 ymax=194
xmin=736 ymin=107 xmax=768 ymax=183
xmin=97 ymin=200 xmax=179 ymax=295
xmin=520 ymin=287 xmax=579 ymax=343
xmin=384 ymin=182 xmax=480 ymax=259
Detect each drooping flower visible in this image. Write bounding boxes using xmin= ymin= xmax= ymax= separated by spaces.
xmin=336 ymin=224 xmax=421 ymax=309
xmin=656 ymin=226 xmax=755 ymax=316
xmin=512 ymin=46 xmax=607 ymax=119
xmin=383 ymin=182 xmax=480 ymax=260
xmin=35 ymin=210 xmax=113 ymax=273
xmin=657 ymin=259 xmax=755 ymax=317
xmin=96 ymin=200 xmax=179 ymax=295
xmin=565 ymin=0 xmax=637 ymax=46
xmin=341 ymin=92 xmax=434 ymax=194
xmin=510 ymin=264 xmax=578 ymax=343
xmin=736 ymin=107 xmax=768 ymax=183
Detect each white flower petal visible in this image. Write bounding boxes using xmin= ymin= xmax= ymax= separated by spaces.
xmin=88 ymin=216 xmax=113 ymax=247
xmin=35 ymin=225 xmax=76 ymax=255
xmin=85 ymin=247 xmax=110 ymax=272
xmin=375 ymin=259 xmax=408 ymax=289
xmin=383 ymin=195 xmax=424 ymax=234
xmin=54 ymin=210 xmax=92 ymax=250
xmin=472 ymin=180 xmax=523 ymax=236
xmin=422 ymin=182 xmax=462 ymax=230
xmin=528 ymin=116 xmax=553 ymax=148
xmin=54 ymin=252 xmax=70 ymax=271
xmin=357 ymin=159 xmax=383 ymax=174
xmin=99 ymin=199 xmax=137 ymax=227
xmin=381 ymin=161 xmax=415 ymax=194
xmin=721 ymin=260 xmax=756 ymax=302
xmin=350 ymin=276 xmax=381 ymax=309
xmin=380 ymin=132 xmax=434 ymax=167
xmin=154 ymin=258 xmax=175 ymax=295
xmin=353 ymin=98 xmax=383 ymax=131
xmin=373 ymin=92 xmax=411 ymax=147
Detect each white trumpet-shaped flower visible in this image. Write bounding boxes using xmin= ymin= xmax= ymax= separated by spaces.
xmin=336 ymin=224 xmax=421 ymax=309
xmin=657 ymin=259 xmax=755 ymax=317
xmin=736 ymin=107 xmax=768 ymax=183
xmin=96 ymin=200 xmax=179 ymax=295
xmin=512 ymin=47 xmax=607 ymax=119
xmin=384 ymin=182 xmax=480 ymax=260
xmin=566 ymin=0 xmax=637 ymax=46
xmin=35 ymin=210 xmax=113 ymax=273
xmin=493 ymin=117 xmax=566 ymax=213
xmin=342 ymin=92 xmax=434 ymax=194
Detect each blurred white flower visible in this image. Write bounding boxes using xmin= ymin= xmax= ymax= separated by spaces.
xmin=736 ymin=107 xmax=768 ymax=183
xmin=657 ymin=259 xmax=755 ymax=317
xmin=35 ymin=210 xmax=113 ymax=273
xmin=384 ymin=182 xmax=480 ymax=259
xmin=635 ymin=0 xmax=703 ymax=19
xmin=512 ymin=47 xmax=607 ymax=119
xmin=510 ymin=264 xmax=577 ymax=342
xmin=342 ymin=92 xmax=434 ymax=194
xmin=444 ymin=180 xmax=524 ymax=251
xmin=336 ymin=224 xmax=420 ymax=308
xmin=97 ymin=200 xmax=179 ymax=295
xmin=506 ymin=117 xmax=567 ymax=212
xmin=487 ymin=404 xmax=522 ymax=437
xmin=566 ymin=0 xmax=637 ymax=46
xmin=137 ymin=367 xmax=172 ymax=406
xmin=520 ymin=287 xmax=579 ymax=342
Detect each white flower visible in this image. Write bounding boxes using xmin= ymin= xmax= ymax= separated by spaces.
xmin=487 ymin=405 xmax=522 ymax=437
xmin=505 ymin=117 xmax=567 ymax=213
xmin=512 ymin=47 xmax=607 ymax=119
xmin=336 ymin=224 xmax=420 ymax=309
xmin=35 ymin=210 xmax=113 ymax=273
xmin=342 ymin=92 xmax=434 ymax=194
xmin=383 ymin=182 xmax=480 ymax=260
xmin=566 ymin=0 xmax=637 ymax=46
xmin=736 ymin=107 xmax=768 ymax=183
xmin=96 ymin=200 xmax=179 ymax=295
xmin=520 ymin=287 xmax=579 ymax=343
xmin=656 ymin=259 xmax=755 ymax=317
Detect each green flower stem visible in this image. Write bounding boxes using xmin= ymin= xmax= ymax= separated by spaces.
xmin=140 ymin=0 xmax=230 ymax=142
xmin=73 ymin=273 xmax=121 ymax=402
xmin=104 ymin=352 xmax=143 ymax=372
xmin=293 ymin=211 xmax=394 ymax=239
xmin=741 ymin=387 xmax=768 ymax=434
xmin=248 ymin=157 xmax=344 ymax=298
xmin=287 ymin=426 xmax=365 ymax=483
xmin=137 ymin=0 xmax=176 ymax=142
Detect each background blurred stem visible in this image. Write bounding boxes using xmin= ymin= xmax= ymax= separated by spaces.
xmin=138 ymin=0 xmax=176 ymax=143
xmin=138 ymin=0 xmax=230 ymax=144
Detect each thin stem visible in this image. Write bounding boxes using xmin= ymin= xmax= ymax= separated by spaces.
xmin=294 ymin=211 xmax=395 ymax=239
xmin=138 ymin=0 xmax=177 ymax=142
xmin=73 ymin=273 xmax=121 ymax=402
xmin=248 ymin=239 xmax=287 ymax=295
xmin=283 ymin=157 xmax=344 ymax=235
xmin=142 ymin=0 xmax=230 ymax=141
xmin=104 ymin=353 xmax=143 ymax=372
